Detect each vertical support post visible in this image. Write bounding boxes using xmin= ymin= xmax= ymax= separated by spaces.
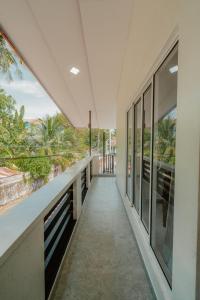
xmin=109 ymin=129 xmax=112 ymax=154
xmin=97 ymin=129 xmax=100 ymax=154
xmin=93 ymin=155 xmax=100 ymax=175
xmin=73 ymin=174 xmax=82 ymax=220
xmin=103 ymin=131 xmax=105 ymax=173
xmin=86 ymin=162 xmax=91 ymax=189
xmin=89 ymin=110 xmax=92 ymax=156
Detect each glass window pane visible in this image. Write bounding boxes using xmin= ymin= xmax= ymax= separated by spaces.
xmin=134 ymin=99 xmax=142 ymax=212
xmin=126 ymin=107 xmax=133 ymax=201
xmin=151 ymin=45 xmax=178 ymax=285
xmin=141 ymin=86 xmax=152 ymax=232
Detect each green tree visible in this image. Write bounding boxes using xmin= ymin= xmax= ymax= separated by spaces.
xmin=0 ymin=89 xmax=27 ymax=159
xmin=16 ymin=157 xmax=51 ymax=182
xmin=156 ymin=117 xmax=176 ymax=165
xmin=0 ymin=33 xmax=22 ymax=80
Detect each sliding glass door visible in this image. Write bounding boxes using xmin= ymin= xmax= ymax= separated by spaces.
xmin=141 ymin=85 xmax=152 ymax=232
xmin=126 ymin=43 xmax=178 ymax=286
xmin=151 ymin=45 xmax=178 ymax=285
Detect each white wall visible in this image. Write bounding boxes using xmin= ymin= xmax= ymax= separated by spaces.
xmin=116 ymin=0 xmax=178 ymax=195
xmin=116 ymin=0 xmax=200 ymax=299
xmin=0 ymin=222 xmax=45 ymax=300
xmin=173 ymin=1 xmax=200 ymax=299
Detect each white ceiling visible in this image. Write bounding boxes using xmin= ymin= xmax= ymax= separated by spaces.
xmin=0 ymin=0 xmax=133 ymax=128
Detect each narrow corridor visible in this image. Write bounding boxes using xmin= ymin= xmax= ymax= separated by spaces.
xmin=53 ymin=177 xmax=155 ymax=300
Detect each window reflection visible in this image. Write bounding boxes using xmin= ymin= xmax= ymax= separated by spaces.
xmin=126 ymin=107 xmax=133 ymax=201
xmin=151 ymin=45 xmax=178 ymax=285
xmin=134 ymin=99 xmax=142 ymax=212
xmin=141 ymin=86 xmax=152 ymax=231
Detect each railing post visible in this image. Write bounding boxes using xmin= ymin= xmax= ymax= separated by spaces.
xmin=86 ymin=162 xmax=91 ymax=189
xmin=88 ymin=110 xmax=92 ymax=156
xmin=103 ymin=131 xmax=105 ymax=173
xmin=73 ymin=174 xmax=82 ymax=220
xmin=92 ymin=155 xmax=100 ymax=175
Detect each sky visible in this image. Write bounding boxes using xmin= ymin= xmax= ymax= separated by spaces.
xmin=0 ymin=39 xmax=60 ymax=120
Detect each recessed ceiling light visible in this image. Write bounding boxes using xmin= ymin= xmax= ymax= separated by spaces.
xmin=169 ymin=65 xmax=178 ymax=74
xmin=70 ymin=67 xmax=80 ymax=75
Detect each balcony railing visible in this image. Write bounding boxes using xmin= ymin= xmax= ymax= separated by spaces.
xmin=143 ymin=157 xmax=175 ymax=227
xmin=44 ymin=184 xmax=74 ymax=299
xmin=0 ymin=156 xmax=93 ymax=300
xmin=93 ymin=153 xmax=116 ymax=175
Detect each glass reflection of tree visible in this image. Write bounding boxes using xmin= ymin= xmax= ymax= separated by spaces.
xmin=143 ymin=128 xmax=151 ymax=158
xmin=155 ymin=108 xmax=176 ymax=166
xmin=128 ymin=129 xmax=132 ymax=176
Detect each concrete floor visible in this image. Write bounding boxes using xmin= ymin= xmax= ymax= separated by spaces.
xmin=52 ymin=177 xmax=156 ymax=300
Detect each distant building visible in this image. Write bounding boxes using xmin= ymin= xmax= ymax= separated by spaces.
xmin=24 ymin=118 xmax=42 ymax=129
xmin=0 ymin=167 xmax=22 ymax=180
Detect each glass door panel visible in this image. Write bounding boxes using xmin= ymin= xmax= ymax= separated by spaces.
xmin=126 ymin=107 xmax=133 ymax=201
xmin=151 ymin=44 xmax=178 ymax=285
xmin=141 ymin=86 xmax=152 ymax=232
xmin=134 ymin=99 xmax=142 ymax=212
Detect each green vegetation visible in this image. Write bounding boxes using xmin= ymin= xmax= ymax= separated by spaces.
xmin=142 ymin=115 xmax=176 ymax=166
xmin=0 ymin=88 xmax=98 ymax=181
xmin=155 ymin=117 xmax=176 ymax=165
xmin=16 ymin=157 xmax=52 ymax=182
xmin=0 ymin=87 xmax=112 ymax=183
xmin=0 ymin=89 xmax=27 ymax=161
xmin=0 ymin=33 xmax=22 ymax=80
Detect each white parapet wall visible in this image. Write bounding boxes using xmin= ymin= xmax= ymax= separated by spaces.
xmin=0 ymin=156 xmax=93 ymax=300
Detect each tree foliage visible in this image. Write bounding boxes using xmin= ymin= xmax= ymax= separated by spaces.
xmin=0 ymin=33 xmax=22 ymax=80
xmin=0 ymin=88 xmax=101 ymax=182
xmin=155 ymin=117 xmax=176 ymax=165
xmin=16 ymin=157 xmax=51 ymax=181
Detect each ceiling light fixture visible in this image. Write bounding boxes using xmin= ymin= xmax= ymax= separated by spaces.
xmin=70 ymin=67 xmax=80 ymax=75
xmin=169 ymin=65 xmax=178 ymax=74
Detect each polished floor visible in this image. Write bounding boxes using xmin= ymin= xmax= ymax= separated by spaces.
xmin=52 ymin=177 xmax=156 ymax=300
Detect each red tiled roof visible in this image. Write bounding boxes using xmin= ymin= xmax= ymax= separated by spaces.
xmin=0 ymin=167 xmax=21 ymax=178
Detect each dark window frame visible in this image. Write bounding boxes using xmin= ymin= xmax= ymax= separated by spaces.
xmin=141 ymin=83 xmax=153 ymax=234
xmin=133 ymin=97 xmax=142 ymax=213
xmin=126 ymin=106 xmax=134 ymax=204
xmin=126 ymin=40 xmax=179 ymax=288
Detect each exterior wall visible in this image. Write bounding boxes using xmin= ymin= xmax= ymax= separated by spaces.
xmin=0 ymin=174 xmax=31 ymax=205
xmin=0 ymin=222 xmax=45 ymax=300
xmin=116 ymin=0 xmax=178 ymax=195
xmin=0 ymin=167 xmax=63 ymax=208
xmin=116 ymin=0 xmax=200 ymax=299
xmin=173 ymin=1 xmax=200 ymax=299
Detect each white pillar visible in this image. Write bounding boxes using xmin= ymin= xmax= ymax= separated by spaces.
xmin=92 ymin=155 xmax=100 ymax=175
xmin=86 ymin=163 xmax=91 ymax=189
xmin=73 ymin=174 xmax=82 ymax=220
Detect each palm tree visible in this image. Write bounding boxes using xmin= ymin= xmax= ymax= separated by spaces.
xmin=37 ymin=115 xmax=63 ymax=155
xmin=156 ymin=117 xmax=176 ymax=165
